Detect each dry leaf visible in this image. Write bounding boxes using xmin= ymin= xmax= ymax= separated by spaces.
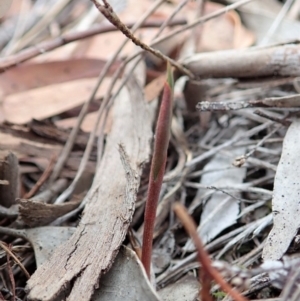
xmin=92 ymin=246 xmax=162 ymax=301
xmin=1 ymin=77 xmax=111 ymax=124
xmin=0 ymin=59 xmax=117 ymax=96
xmin=263 ymin=119 xmax=300 ymax=261
xmin=0 ymin=226 xmax=75 ymax=267
xmin=197 ymin=1 xmax=255 ymax=51
xmin=144 ymin=74 xmax=165 ymax=103
xmin=25 ymin=226 xmax=75 ymax=267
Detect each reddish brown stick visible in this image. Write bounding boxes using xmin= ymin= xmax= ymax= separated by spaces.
xmin=173 ymin=203 xmax=249 ymax=301
xmin=23 ymin=155 xmax=56 ymax=199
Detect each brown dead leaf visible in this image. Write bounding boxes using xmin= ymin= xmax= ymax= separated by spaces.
xmin=0 ymin=131 xmax=95 ymax=179
xmin=55 ymin=110 xmax=113 ymax=134
xmin=145 ymin=74 xmax=166 ymax=102
xmin=190 ymin=1 xmax=255 ymax=51
xmin=0 ymin=59 xmax=118 ymax=96
xmin=93 ymin=246 xmax=162 ymax=301
xmin=29 ymin=119 xmax=92 ymax=149
xmin=80 ymin=31 xmax=136 ymax=60
xmin=1 ymin=77 xmax=111 ymax=124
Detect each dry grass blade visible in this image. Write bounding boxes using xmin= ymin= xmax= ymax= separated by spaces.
xmin=0 ymin=241 xmax=30 ymax=279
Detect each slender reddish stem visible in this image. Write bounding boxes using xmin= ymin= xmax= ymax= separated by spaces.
xmin=142 ymin=64 xmax=174 ymax=278
xmin=141 ymin=159 xmax=166 ymax=278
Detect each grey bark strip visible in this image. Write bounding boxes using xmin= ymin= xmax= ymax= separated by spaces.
xmin=26 ymin=60 xmax=155 ymax=301
xmin=197 ymin=94 xmax=300 ymax=111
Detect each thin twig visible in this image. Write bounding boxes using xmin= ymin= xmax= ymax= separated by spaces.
xmin=186 ymin=121 xmax=273 ymax=167
xmin=153 ymin=0 xmax=255 ymax=47
xmin=155 ymin=0 xmax=190 ymax=37
xmin=105 ymin=0 xmax=257 ymax=100
xmin=105 ymin=0 xmax=191 ymax=109
xmin=0 ymin=241 xmax=30 ymax=279
xmin=260 ymin=0 xmax=295 ymax=46
xmin=233 ymin=125 xmax=281 ymax=167
xmin=254 ymin=110 xmax=292 ymax=126
xmin=197 ymin=94 xmax=300 ymax=112
xmin=0 ymin=18 xmax=186 ymax=72
xmin=23 ymin=155 xmax=56 ymax=199
xmin=91 ymin=0 xmax=195 ymax=79
xmin=6 ymin=243 xmax=16 ymax=301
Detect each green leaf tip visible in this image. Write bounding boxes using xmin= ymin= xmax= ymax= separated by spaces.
xmin=166 ymin=62 xmax=174 ymax=90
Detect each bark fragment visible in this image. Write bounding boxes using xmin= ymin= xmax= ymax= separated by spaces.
xmin=26 ymin=65 xmax=155 ymax=301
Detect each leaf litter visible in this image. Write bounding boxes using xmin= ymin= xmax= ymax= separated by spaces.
xmin=1 ymin=0 xmax=300 ymax=300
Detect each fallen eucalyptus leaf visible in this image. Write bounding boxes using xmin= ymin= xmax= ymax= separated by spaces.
xmin=0 ymin=226 xmax=75 ymax=266
xmin=92 ymin=245 xmax=161 ymax=301
xmin=263 ymin=119 xmax=300 ymax=260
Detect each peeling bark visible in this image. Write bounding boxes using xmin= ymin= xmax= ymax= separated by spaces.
xmin=26 ymin=62 xmax=155 ymax=300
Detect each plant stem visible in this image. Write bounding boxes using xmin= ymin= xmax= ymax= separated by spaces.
xmin=141 ymin=64 xmax=174 ymax=278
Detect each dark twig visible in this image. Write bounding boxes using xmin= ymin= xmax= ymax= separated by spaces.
xmin=23 ymin=155 xmax=56 ymax=199
xmin=91 ymin=0 xmax=195 ymax=79
xmin=254 ymin=110 xmax=292 ymax=126
xmin=0 ymin=241 xmax=30 ymax=279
